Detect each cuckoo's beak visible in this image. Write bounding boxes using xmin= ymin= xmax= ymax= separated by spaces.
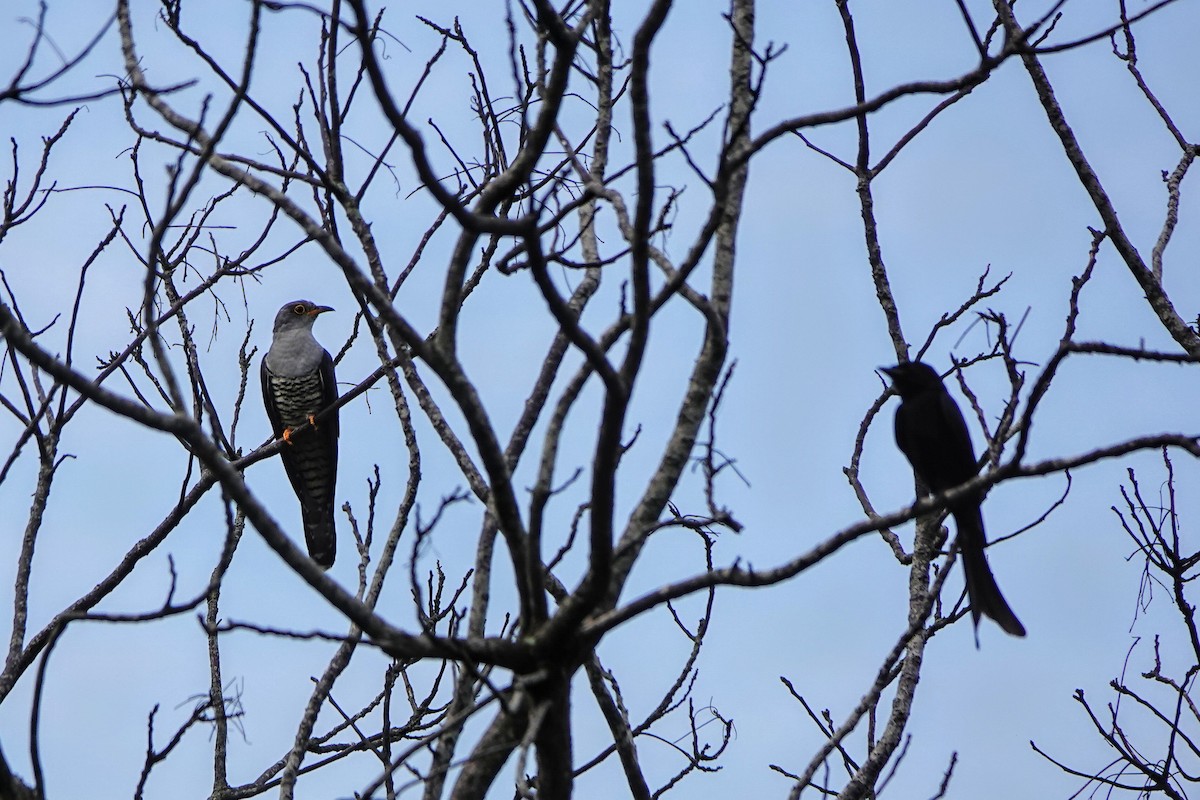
xmin=309 ymin=305 xmax=334 ymax=316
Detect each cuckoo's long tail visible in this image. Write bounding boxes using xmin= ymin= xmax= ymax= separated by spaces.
xmin=302 ymin=508 xmax=336 ymax=570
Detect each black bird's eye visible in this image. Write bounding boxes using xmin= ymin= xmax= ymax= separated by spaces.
xmin=292 ymin=303 xmax=307 ymax=315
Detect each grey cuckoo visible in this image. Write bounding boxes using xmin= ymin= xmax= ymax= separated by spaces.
xmin=262 ymin=300 xmax=339 ymax=568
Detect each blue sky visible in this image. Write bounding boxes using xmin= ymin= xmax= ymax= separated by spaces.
xmin=2 ymin=1 xmax=1199 ymax=798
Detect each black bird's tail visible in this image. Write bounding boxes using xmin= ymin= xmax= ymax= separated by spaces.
xmin=302 ymin=507 xmax=336 ymax=570
xmin=953 ymin=506 xmax=1025 ymax=637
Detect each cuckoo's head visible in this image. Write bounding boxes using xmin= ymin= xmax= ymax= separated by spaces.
xmin=272 ymin=300 xmax=334 ymax=333
xmin=881 ymin=361 xmax=944 ymax=398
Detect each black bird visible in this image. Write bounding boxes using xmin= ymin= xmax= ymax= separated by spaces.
xmin=883 ymin=361 xmax=1025 ymax=637
xmin=262 ymin=300 xmax=339 ymax=568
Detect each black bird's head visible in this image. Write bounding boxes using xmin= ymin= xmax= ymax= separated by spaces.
xmin=882 ymin=361 xmax=944 ymax=398
xmin=273 ymin=300 xmax=334 ymax=333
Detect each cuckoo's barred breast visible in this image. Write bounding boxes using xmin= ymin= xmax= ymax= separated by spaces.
xmin=268 ymin=370 xmax=330 ymax=428
xmin=267 ymin=370 xmax=337 ymax=502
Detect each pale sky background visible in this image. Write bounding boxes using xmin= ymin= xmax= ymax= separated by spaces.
xmin=1 ymin=1 xmax=1199 ymax=798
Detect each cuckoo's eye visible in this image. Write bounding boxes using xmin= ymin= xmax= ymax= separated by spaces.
xmin=292 ymin=303 xmax=308 ymax=315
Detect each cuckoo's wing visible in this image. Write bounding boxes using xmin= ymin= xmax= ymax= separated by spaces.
xmin=318 ymin=349 xmax=339 ymax=442
xmin=261 ymin=356 xmax=285 ymax=439
xmin=303 ymin=351 xmax=339 ymax=568
xmin=309 ymin=349 xmax=339 ymax=485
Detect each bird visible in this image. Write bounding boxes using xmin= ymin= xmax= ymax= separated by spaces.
xmin=882 ymin=361 xmax=1025 ymax=637
xmin=261 ymin=300 xmax=339 ymax=569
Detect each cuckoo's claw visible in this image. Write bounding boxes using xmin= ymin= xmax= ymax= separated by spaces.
xmin=281 ymin=414 xmax=321 ymax=444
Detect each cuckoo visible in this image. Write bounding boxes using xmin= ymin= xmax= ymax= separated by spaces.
xmin=882 ymin=361 xmax=1025 ymax=637
xmin=262 ymin=300 xmax=339 ymax=568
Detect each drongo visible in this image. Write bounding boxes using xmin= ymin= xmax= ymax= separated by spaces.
xmin=883 ymin=361 xmax=1025 ymax=637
